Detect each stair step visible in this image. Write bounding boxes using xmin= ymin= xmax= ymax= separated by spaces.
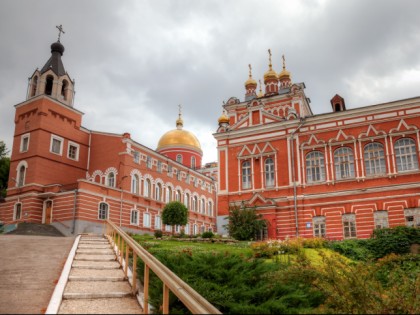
xmin=76 ymin=249 xmax=115 ymax=255
xmin=64 ymin=280 xmax=132 ymax=296
xmin=74 ymin=255 xmax=116 ymax=261
xmin=69 ymin=276 xmax=126 ymax=281
xmin=72 ymin=261 xmax=121 ymax=269
xmin=77 ymin=245 xmax=112 ymax=249
xmin=58 ymin=297 xmax=142 ymax=314
xmin=70 ymin=268 xmax=125 ymax=278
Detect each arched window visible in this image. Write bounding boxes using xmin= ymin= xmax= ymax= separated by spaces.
xmin=184 ymin=193 xmax=190 ymax=208
xmin=395 ymin=138 xmax=419 ymax=172
xmin=191 ymin=156 xmax=196 ymax=169
xmin=242 ymin=160 xmax=251 ymax=189
xmin=45 ymin=75 xmax=54 ymax=95
xmin=306 ymin=151 xmax=325 ymax=183
xmin=166 ymin=186 xmax=172 ymax=202
xmin=31 ymin=76 xmax=38 ymax=97
xmin=193 ymin=196 xmax=198 ymax=211
xmin=364 ymin=142 xmax=386 ymax=176
xmin=176 ymin=154 xmax=183 ymax=163
xmin=185 ymin=223 xmax=190 ymax=235
xmin=155 ymin=183 xmax=162 ymax=201
xmin=201 ymin=199 xmax=206 ymax=214
xmin=98 ymin=202 xmax=109 ymax=220
xmin=144 ymin=178 xmax=151 ymax=197
xmin=131 ymin=174 xmax=139 ymax=194
xmin=208 ymin=201 xmax=213 ymax=217
xmin=61 ymin=79 xmax=68 ymax=100
xmin=18 ymin=165 xmax=26 ymax=187
xmin=107 ymin=172 xmax=115 ymax=187
xmin=175 ymin=189 xmax=181 ymax=202
xmin=193 ymin=224 xmax=198 ymax=235
xmin=334 ymin=147 xmax=355 ymax=180
xmin=265 ymin=158 xmax=275 ymax=187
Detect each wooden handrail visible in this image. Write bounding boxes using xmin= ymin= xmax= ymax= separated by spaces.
xmin=105 ymin=220 xmax=222 ymax=315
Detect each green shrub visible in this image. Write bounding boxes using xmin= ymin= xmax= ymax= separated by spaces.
xmin=154 ymin=230 xmax=163 ymax=238
xmin=201 ymin=231 xmax=214 ymax=239
xmin=326 ymin=239 xmax=373 ymax=261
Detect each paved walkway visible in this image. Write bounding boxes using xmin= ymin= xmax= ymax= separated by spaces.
xmin=0 ymin=235 xmax=74 ymax=314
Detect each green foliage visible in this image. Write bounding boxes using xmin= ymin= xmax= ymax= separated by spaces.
xmin=162 ymin=201 xmax=188 ymax=234
xmin=201 ymin=231 xmax=214 ymax=239
xmin=326 ymin=239 xmax=373 ymax=261
xmin=0 ymin=141 xmax=10 ymax=198
xmin=225 ymin=205 xmax=268 ymax=241
xmin=154 ymin=230 xmax=163 ymax=238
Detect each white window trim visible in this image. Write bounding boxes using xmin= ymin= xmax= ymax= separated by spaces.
xmin=154 ymin=215 xmax=161 ymax=229
xmin=98 ymin=202 xmax=109 ymax=220
xmin=67 ymin=141 xmax=80 ymax=161
xmin=14 ymin=202 xmax=22 ymax=221
xmin=143 ymin=212 xmax=151 ymax=227
xmin=130 ymin=209 xmax=139 ymax=225
xmin=20 ymin=133 xmax=30 ymax=153
xmin=50 ymin=134 xmax=64 ymax=156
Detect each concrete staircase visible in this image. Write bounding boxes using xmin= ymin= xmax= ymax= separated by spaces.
xmin=58 ymin=235 xmax=143 ymax=314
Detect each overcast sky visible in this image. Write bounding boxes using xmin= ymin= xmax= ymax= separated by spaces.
xmin=1 ymin=0 xmax=420 ymax=164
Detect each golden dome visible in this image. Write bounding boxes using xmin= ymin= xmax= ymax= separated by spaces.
xmin=157 ymin=129 xmax=202 ymax=152
xmin=279 ymin=54 xmax=291 ymax=80
xmin=244 ymin=64 xmax=257 ymax=87
xmin=218 ymin=112 xmax=230 ymax=124
xmin=264 ymin=49 xmax=278 ymax=82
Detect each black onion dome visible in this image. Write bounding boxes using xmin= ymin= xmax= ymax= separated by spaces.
xmin=51 ymin=41 xmax=65 ymax=56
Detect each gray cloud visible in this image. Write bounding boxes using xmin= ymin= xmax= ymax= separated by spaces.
xmin=1 ymin=0 xmax=419 ymax=164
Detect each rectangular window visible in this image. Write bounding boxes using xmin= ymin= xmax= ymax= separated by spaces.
xmin=157 ymin=161 xmax=162 ymax=173
xmin=185 ymin=223 xmax=190 ymax=235
xmin=130 ymin=210 xmax=139 ymax=225
xmin=155 ymin=215 xmax=161 ymax=229
xmin=50 ymin=135 xmax=63 ymax=155
xmin=168 ymin=165 xmax=173 ymax=177
xmin=67 ymin=141 xmax=80 ymax=161
xmin=374 ymin=211 xmax=389 ymax=229
xmin=313 ymin=216 xmax=326 ymax=237
xmin=177 ymin=170 xmax=181 ymax=181
xmin=165 ymin=224 xmax=171 ymax=232
xmin=143 ymin=212 xmax=151 ymax=227
xmin=98 ymin=203 xmax=109 ymax=220
xmin=147 ymin=156 xmax=152 ymax=169
xmin=342 ymin=214 xmax=357 ymax=239
xmin=133 ymin=151 xmax=140 ymax=164
xmin=20 ymin=133 xmax=30 ymax=152
xmin=404 ymin=208 xmax=420 ymax=227
xmin=14 ymin=203 xmax=22 ymax=220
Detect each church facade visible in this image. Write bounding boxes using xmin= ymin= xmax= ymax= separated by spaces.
xmin=0 ymin=38 xmax=217 ymax=236
xmin=214 ymin=52 xmax=420 ymax=240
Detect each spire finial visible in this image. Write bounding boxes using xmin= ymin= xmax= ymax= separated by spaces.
xmin=56 ymin=25 xmax=65 ymax=42
xmin=282 ymin=54 xmax=286 ymax=70
xmin=268 ymin=49 xmax=273 ymax=70
xmin=259 ymin=79 xmax=262 ymax=93
xmin=176 ymin=104 xmax=183 ymax=129
xmin=248 ymin=64 xmax=253 ymax=78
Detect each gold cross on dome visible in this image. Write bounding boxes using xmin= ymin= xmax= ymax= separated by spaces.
xmin=282 ymin=54 xmax=286 ymax=70
xmin=56 ymin=25 xmax=65 ymax=42
xmin=268 ymin=49 xmax=272 ymax=69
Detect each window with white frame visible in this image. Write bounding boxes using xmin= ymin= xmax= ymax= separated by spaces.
xmin=374 ymin=211 xmax=389 ymax=229
xmin=157 ymin=161 xmax=162 ymax=173
xmin=176 ymin=170 xmax=181 ymax=181
xmin=98 ymin=202 xmax=109 ymax=220
xmin=155 ymin=215 xmax=161 ymax=229
xmin=185 ymin=193 xmax=190 ymax=208
xmin=165 ymin=224 xmax=171 ymax=232
xmin=404 ymin=208 xmax=420 ymax=227
xmin=200 ymin=225 xmax=205 ymax=234
xmin=143 ymin=212 xmax=151 ymax=227
xmin=107 ymin=172 xmax=115 ymax=188
xmin=155 ymin=183 xmax=162 ymax=201
xmin=265 ymin=158 xmax=275 ymax=187
xmin=166 ymin=186 xmax=172 ymax=202
xmin=175 ymin=190 xmax=181 ymax=202
xmin=193 ymin=196 xmax=198 ymax=211
xmin=17 ymin=164 xmax=26 ymax=187
xmin=194 ymin=178 xmax=198 ymax=187
xmin=144 ymin=178 xmax=151 ymax=198
xmin=242 ymin=160 xmax=251 ymax=189
xmin=334 ymin=147 xmax=355 ymax=180
xmin=147 ymin=156 xmax=152 ymax=169
xmin=191 ymin=156 xmax=196 ymax=169
xmin=20 ymin=133 xmax=30 ymax=152
xmin=306 ymin=151 xmax=326 ymax=183
xmin=50 ymin=135 xmax=63 ymax=155
xmin=133 ymin=151 xmax=140 ymax=163
xmin=14 ymin=203 xmax=22 ymax=220
xmin=364 ymin=142 xmax=386 ymax=176
xmin=193 ymin=224 xmax=198 ymax=235
xmin=130 ymin=209 xmax=139 ymax=225
xmin=313 ymin=216 xmax=326 ymax=238
xmin=186 ymin=174 xmax=190 ymax=184
xmin=201 ymin=199 xmax=205 ymax=214
xmin=208 ymin=201 xmax=213 ymax=217
xmin=168 ymin=165 xmax=173 ymax=177
xmin=175 ymin=225 xmax=181 ymax=233
xmin=185 ymin=223 xmax=190 ymax=235
xmin=131 ymin=174 xmax=139 ymax=194
xmin=395 ymin=138 xmax=419 ymax=172
xmin=67 ymin=142 xmax=80 ymax=161
xmin=176 ymin=154 xmax=182 ymax=163
xmin=342 ymin=214 xmax=356 ymax=239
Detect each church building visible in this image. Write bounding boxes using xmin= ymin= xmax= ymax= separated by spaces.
xmin=214 ymin=50 xmax=420 ymax=240
xmin=0 ymin=34 xmax=217 ymax=236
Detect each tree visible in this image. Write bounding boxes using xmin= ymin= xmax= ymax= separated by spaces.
xmin=224 ymin=205 xmax=268 ymax=241
xmin=162 ymin=201 xmax=189 ymax=235
xmin=0 ymin=141 xmax=10 ymax=199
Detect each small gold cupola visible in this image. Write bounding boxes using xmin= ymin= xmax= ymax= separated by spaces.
xmin=278 ymin=54 xmax=292 ymax=88
xmin=244 ymin=64 xmax=257 ymax=101
xmin=263 ymin=49 xmax=279 ymax=96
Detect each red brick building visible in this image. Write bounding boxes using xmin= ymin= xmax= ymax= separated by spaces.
xmin=214 ymin=52 xmax=420 ymax=240
xmin=0 ymin=39 xmax=217 ymax=236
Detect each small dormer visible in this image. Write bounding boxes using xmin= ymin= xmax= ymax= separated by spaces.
xmin=27 ymin=28 xmax=75 ymax=107
xmin=330 ymin=94 xmax=346 ymax=112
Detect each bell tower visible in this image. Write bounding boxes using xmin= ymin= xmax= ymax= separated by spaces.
xmin=27 ymin=25 xmax=75 ymax=107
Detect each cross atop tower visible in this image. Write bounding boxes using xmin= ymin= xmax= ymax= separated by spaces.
xmin=56 ymin=24 xmax=65 ymax=42
xmin=282 ymin=54 xmax=286 ymax=70
xmin=268 ymin=49 xmax=273 ymax=70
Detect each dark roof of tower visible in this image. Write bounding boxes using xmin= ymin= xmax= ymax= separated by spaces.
xmin=40 ymin=41 xmax=66 ymax=76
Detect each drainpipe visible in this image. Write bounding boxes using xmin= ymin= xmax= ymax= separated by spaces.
xmin=71 ymin=189 xmax=77 ymax=234
xmin=290 ymin=117 xmax=306 ymax=237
